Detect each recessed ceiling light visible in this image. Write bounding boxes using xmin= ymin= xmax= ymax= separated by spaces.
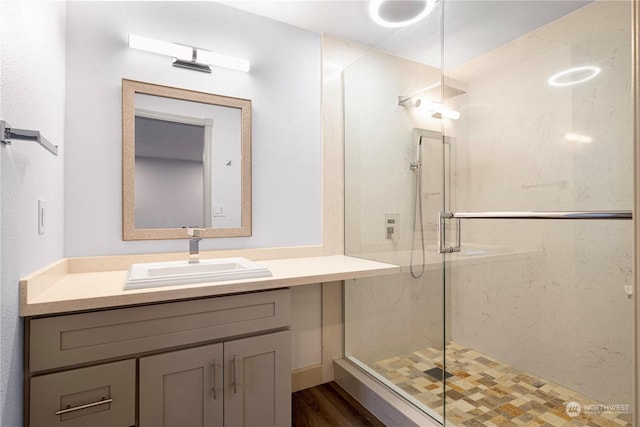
xmin=369 ymin=0 xmax=436 ymax=28
xmin=547 ymin=65 xmax=601 ymax=87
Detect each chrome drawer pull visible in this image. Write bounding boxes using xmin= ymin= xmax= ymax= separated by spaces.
xmin=232 ymin=355 xmax=239 ymax=394
xmin=55 ymin=397 xmax=113 ymax=415
xmin=212 ymin=359 xmax=218 ymax=400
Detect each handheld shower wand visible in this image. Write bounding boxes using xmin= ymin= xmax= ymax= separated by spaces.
xmin=410 ymin=136 xmax=426 ymax=279
xmin=410 ymin=136 xmax=422 ymax=170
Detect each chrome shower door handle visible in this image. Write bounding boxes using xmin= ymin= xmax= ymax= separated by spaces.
xmin=438 ymin=212 xmax=461 ymax=253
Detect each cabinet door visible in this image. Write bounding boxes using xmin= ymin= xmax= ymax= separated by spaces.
xmin=29 ymin=359 xmax=135 ymax=427
xmin=224 ymin=330 xmax=291 ymax=427
xmin=139 ymin=343 xmax=224 ymax=427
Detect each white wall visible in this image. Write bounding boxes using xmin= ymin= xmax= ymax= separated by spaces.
xmin=64 ymin=1 xmax=322 ymax=256
xmin=0 ymin=2 xmax=66 ymax=425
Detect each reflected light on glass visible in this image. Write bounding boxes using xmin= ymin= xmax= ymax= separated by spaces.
xmin=369 ymin=0 xmax=436 ymax=28
xmin=415 ymin=98 xmax=461 ymax=120
xmin=547 ymin=66 xmax=601 ymax=87
xmin=564 ymin=132 xmax=593 ymax=143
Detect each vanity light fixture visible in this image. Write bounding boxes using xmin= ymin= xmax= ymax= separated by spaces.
xmin=547 ymin=65 xmax=600 ymax=87
xmin=369 ymin=0 xmax=436 ymax=28
xmin=399 ymin=96 xmax=460 ymax=120
xmin=128 ymin=34 xmax=250 ymax=73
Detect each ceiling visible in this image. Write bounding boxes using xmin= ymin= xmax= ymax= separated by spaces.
xmin=219 ymin=0 xmax=593 ymax=68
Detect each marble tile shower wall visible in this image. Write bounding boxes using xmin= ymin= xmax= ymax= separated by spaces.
xmin=343 ymin=44 xmax=443 ymax=260
xmin=447 ymin=0 xmax=633 ymax=404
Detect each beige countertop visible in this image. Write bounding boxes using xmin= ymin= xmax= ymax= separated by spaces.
xmin=20 ymin=255 xmax=400 ymax=317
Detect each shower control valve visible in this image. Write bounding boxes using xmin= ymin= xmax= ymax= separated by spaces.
xmin=385 ymin=213 xmax=400 ymax=242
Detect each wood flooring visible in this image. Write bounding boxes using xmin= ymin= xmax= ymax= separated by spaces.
xmin=292 ymin=382 xmax=386 ymax=427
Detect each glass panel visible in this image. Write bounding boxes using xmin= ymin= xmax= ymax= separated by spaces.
xmin=442 ymin=1 xmax=634 ymax=425
xmin=341 ymin=1 xmax=448 ymax=422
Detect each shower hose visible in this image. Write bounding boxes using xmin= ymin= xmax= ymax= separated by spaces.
xmin=410 ymin=156 xmax=426 ymax=279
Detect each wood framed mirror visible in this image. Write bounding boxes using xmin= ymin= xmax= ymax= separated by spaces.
xmin=122 ymin=79 xmax=252 ymax=240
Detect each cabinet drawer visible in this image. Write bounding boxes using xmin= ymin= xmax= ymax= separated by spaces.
xmin=29 ymin=288 xmax=291 ymax=372
xmin=29 ymin=359 xmax=135 ymax=427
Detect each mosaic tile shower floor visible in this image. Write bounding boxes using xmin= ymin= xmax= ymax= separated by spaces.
xmin=373 ymin=342 xmax=631 ymax=427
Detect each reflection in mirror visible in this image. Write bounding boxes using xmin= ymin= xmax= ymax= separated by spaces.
xmin=122 ymin=79 xmax=251 ymax=240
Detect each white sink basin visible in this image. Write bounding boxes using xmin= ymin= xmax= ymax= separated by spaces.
xmin=124 ymin=257 xmax=272 ymax=290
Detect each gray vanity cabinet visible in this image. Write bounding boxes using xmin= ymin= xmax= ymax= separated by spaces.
xmin=224 ymin=330 xmax=291 ymax=427
xmin=25 ymin=289 xmax=291 ymax=427
xmin=29 ymin=359 xmax=136 ymax=427
xmin=139 ymin=330 xmax=291 ymax=427
xmin=139 ymin=343 xmax=224 ymax=427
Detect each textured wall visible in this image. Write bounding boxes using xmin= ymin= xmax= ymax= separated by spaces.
xmin=0 ymin=2 xmax=66 ymax=425
xmin=64 ymin=1 xmax=322 ymax=256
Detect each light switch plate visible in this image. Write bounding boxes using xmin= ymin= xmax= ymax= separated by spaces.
xmin=213 ymin=204 xmax=226 ymax=217
xmin=38 ymin=199 xmax=46 ymax=234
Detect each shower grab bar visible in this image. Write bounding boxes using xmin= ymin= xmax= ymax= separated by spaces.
xmin=438 ymin=210 xmax=633 ymax=253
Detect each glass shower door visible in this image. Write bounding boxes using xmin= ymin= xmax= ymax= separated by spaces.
xmin=342 ymin=0 xmax=449 ymax=422
xmin=440 ymin=1 xmax=634 ymax=425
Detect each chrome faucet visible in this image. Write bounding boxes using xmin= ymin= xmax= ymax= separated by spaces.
xmin=186 ymin=228 xmax=204 ymax=264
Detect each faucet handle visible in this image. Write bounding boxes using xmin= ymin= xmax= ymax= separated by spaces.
xmin=184 ymin=227 xmax=205 ymax=238
xmin=188 ymin=228 xmax=205 ymax=238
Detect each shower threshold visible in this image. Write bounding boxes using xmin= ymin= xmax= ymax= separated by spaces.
xmin=372 ymin=342 xmax=632 ymax=427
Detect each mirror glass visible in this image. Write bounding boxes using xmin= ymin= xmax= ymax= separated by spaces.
xmin=122 ymin=79 xmax=252 ymax=240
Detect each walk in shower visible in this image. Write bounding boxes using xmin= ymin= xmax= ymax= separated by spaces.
xmin=340 ymin=0 xmax=635 ymax=425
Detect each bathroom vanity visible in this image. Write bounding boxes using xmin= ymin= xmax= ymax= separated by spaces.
xmin=20 ymin=254 xmax=399 ymax=427
xmin=26 ymin=289 xmax=290 ymax=427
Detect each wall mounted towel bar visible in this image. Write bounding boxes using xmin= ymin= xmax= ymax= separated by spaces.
xmin=1 ymin=120 xmax=58 ymax=156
